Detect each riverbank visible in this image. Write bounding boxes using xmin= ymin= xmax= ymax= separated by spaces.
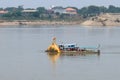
xmin=0 ymin=20 xmax=82 ymax=26
xmin=81 ymin=13 xmax=120 ymax=26
xmin=0 ymin=13 xmax=120 ymax=26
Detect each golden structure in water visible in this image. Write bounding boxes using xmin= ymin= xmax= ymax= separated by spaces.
xmin=46 ymin=37 xmax=61 ymax=53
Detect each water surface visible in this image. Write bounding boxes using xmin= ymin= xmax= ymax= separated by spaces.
xmin=0 ymin=25 xmax=120 ymax=80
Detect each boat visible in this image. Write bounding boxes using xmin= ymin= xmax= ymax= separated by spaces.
xmin=45 ymin=37 xmax=100 ymax=56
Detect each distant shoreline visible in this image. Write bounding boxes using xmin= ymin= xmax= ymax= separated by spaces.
xmin=0 ymin=13 xmax=120 ymax=27
xmin=0 ymin=20 xmax=83 ymax=26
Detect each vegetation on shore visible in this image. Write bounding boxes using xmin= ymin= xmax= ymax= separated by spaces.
xmin=78 ymin=5 xmax=120 ymax=18
xmin=0 ymin=5 xmax=120 ymax=21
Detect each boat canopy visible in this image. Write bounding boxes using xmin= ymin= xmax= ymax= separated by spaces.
xmin=59 ymin=43 xmax=77 ymax=48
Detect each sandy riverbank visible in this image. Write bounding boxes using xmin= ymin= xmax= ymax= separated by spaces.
xmin=0 ymin=20 xmax=82 ymax=26
xmin=81 ymin=13 xmax=120 ymax=26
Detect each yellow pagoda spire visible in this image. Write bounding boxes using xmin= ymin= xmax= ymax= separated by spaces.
xmin=47 ymin=37 xmax=61 ymax=53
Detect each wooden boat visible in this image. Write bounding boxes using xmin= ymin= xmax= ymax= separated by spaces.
xmin=45 ymin=37 xmax=100 ymax=55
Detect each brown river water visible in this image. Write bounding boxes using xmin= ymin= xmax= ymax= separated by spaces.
xmin=0 ymin=25 xmax=120 ymax=80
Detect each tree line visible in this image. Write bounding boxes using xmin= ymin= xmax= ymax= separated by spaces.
xmin=0 ymin=5 xmax=120 ymax=20
xmin=78 ymin=5 xmax=120 ymax=18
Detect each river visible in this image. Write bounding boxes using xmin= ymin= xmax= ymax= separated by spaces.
xmin=0 ymin=25 xmax=120 ymax=80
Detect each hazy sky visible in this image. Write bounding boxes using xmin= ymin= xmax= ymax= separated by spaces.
xmin=0 ymin=0 xmax=120 ymax=8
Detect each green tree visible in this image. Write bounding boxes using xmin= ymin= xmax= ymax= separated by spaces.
xmin=0 ymin=8 xmax=3 ymax=10
xmin=107 ymin=5 xmax=120 ymax=13
xmin=5 ymin=7 xmax=17 ymax=12
xmin=87 ymin=5 xmax=100 ymax=15
xmin=78 ymin=7 xmax=88 ymax=14
xmin=78 ymin=5 xmax=108 ymax=18
xmin=99 ymin=6 xmax=107 ymax=13
xmin=32 ymin=12 xmax=40 ymax=17
xmin=3 ymin=7 xmax=22 ymax=18
xmin=37 ymin=7 xmax=46 ymax=14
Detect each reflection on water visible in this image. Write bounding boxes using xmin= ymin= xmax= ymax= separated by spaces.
xmin=47 ymin=53 xmax=60 ymax=64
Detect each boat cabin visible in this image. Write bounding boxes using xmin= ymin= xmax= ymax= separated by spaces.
xmin=59 ymin=44 xmax=78 ymax=51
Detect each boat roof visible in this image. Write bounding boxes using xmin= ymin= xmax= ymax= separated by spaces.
xmin=59 ymin=43 xmax=76 ymax=46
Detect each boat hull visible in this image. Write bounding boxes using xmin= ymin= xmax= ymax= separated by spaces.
xmin=46 ymin=49 xmax=100 ymax=56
